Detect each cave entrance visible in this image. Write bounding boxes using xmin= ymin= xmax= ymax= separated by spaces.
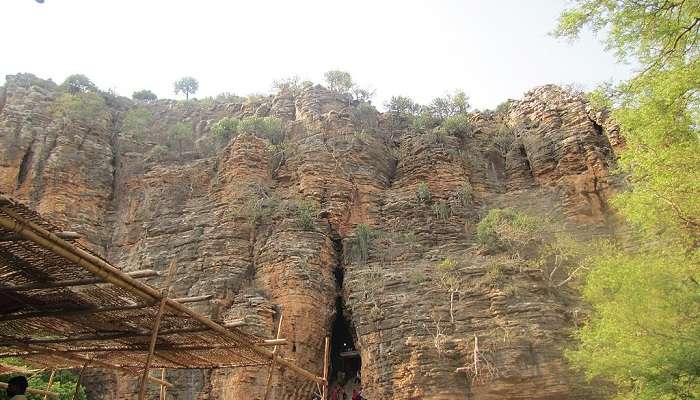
xmin=329 ymin=296 xmax=361 ymax=394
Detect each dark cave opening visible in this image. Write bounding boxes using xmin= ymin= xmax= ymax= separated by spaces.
xmin=330 ymin=296 xmax=362 ymax=393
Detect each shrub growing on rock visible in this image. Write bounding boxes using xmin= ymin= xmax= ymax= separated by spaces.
xmin=168 ymin=122 xmax=193 ymax=156
xmin=238 ymin=116 xmax=284 ymax=144
xmin=476 ymin=208 xmax=538 ymax=252
xmin=295 ymin=200 xmax=318 ymax=231
xmin=52 ymin=92 xmax=109 ymax=132
xmin=349 ymin=223 xmax=373 ymax=264
xmin=412 ymin=111 xmax=441 ymax=134
xmin=132 ymin=89 xmax=157 ymax=101
xmin=122 ymin=107 xmax=153 ymax=141
xmin=457 ymin=182 xmax=474 ymax=207
xmin=211 ymin=117 xmax=240 ymax=143
xmin=416 ymin=181 xmax=431 ymax=203
xmin=433 ymin=201 xmax=451 ymax=222
xmin=440 ymin=113 xmax=472 ymax=138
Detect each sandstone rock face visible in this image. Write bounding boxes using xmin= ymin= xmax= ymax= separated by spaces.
xmin=0 ymin=74 xmax=619 ymax=399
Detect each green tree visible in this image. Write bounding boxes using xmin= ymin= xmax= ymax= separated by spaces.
xmin=174 ymin=77 xmax=199 ymax=100
xmin=323 ymin=70 xmax=354 ymax=94
xmin=427 ymin=90 xmax=470 ymax=119
xmin=238 ymin=116 xmax=284 ymax=144
xmin=122 ymin=107 xmax=153 ymax=141
xmin=210 ymin=117 xmax=240 ymax=143
xmin=60 ymin=74 xmax=97 ymax=94
xmin=385 ymin=96 xmax=422 ymax=116
xmin=440 ymin=113 xmax=472 ymax=138
xmin=168 ymin=122 xmax=192 ymax=156
xmin=52 ymin=92 xmax=109 ymax=132
xmin=132 ymin=89 xmax=157 ymax=101
xmin=555 ymin=1 xmax=700 ymax=398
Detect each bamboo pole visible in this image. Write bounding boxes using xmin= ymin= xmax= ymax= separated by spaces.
xmin=0 ymin=210 xmax=323 ymax=385
xmin=138 ymin=260 xmax=178 ymax=400
xmin=0 ymin=322 xmax=250 ymax=346
xmin=159 ymin=368 xmax=167 ymax=400
xmin=0 ymin=382 xmax=60 ymax=398
xmin=263 ymin=313 xmax=284 ymax=400
xmin=11 ymin=269 xmax=159 ymax=290
xmin=322 ymin=337 xmax=330 ymax=400
xmin=43 ymin=369 xmax=56 ymax=400
xmin=71 ymin=359 xmax=90 ymax=400
xmin=0 ymin=295 xmax=220 ymax=322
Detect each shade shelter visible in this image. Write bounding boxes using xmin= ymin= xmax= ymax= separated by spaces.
xmin=0 ymin=194 xmax=328 ymax=398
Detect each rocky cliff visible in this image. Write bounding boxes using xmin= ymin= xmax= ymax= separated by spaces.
xmin=0 ymin=73 xmax=621 ymax=399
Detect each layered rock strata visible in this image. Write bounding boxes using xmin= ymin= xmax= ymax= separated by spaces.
xmin=0 ymin=74 xmax=620 ymax=399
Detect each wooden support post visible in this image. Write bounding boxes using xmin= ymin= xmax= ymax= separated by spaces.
xmin=43 ymin=369 xmax=56 ymax=400
xmin=322 ymin=336 xmax=330 ymax=400
xmin=159 ymin=368 xmax=167 ymax=400
xmin=137 ymin=260 xmax=178 ymax=400
xmin=71 ymin=359 xmax=90 ymax=400
xmin=263 ymin=313 xmax=284 ymax=400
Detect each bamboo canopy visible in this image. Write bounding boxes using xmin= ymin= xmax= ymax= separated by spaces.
xmin=0 ymin=194 xmax=323 ymax=385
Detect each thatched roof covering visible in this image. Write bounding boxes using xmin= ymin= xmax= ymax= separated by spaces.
xmin=0 ymin=194 xmax=320 ymax=383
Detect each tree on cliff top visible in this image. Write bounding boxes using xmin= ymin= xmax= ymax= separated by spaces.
xmin=174 ymin=77 xmax=199 ymax=100
xmin=555 ymin=1 xmax=700 ymax=399
xmin=324 ymin=70 xmax=375 ymax=102
xmin=60 ymin=74 xmax=97 ymax=94
xmin=324 ymin=70 xmax=354 ymax=94
xmin=132 ymin=89 xmax=157 ymax=101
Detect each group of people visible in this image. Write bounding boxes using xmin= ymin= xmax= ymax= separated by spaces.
xmin=4 ymin=376 xmax=29 ymax=400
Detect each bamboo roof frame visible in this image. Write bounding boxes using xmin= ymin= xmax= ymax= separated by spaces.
xmin=0 ymin=194 xmax=324 ymax=389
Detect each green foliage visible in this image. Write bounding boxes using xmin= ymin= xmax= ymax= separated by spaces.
xmin=59 ymin=74 xmax=97 ymax=94
xmin=476 ymin=208 xmax=538 ymax=252
xmin=215 ymin=92 xmax=244 ymax=103
xmin=568 ymin=246 xmax=700 ymax=400
xmin=457 ymin=182 xmax=474 ymax=207
xmin=323 ymin=70 xmax=374 ymax=101
xmin=440 ymin=113 xmax=472 ymax=138
xmin=416 ymin=181 xmax=431 ymax=203
xmin=0 ymin=359 xmax=86 ymax=400
xmin=385 ymin=95 xmax=422 ymax=116
xmin=272 ymin=75 xmax=311 ymax=97
xmin=132 ymin=89 xmax=157 ymax=101
xmin=407 ymin=269 xmax=428 ymax=284
xmin=323 ymin=70 xmax=354 ymax=94
xmin=122 ymin=107 xmax=153 ymax=141
xmin=350 ymin=223 xmax=373 ymax=264
xmin=174 ymin=76 xmax=199 ymax=100
xmin=52 ymin=92 xmax=109 ymax=131
xmin=495 ymin=100 xmax=512 ymax=114
xmin=433 ymin=201 xmax=451 ymax=222
xmin=168 ymin=122 xmax=192 ymax=155
xmin=294 ymin=200 xmax=318 ymax=231
xmin=427 ymin=90 xmax=470 ymax=119
xmin=412 ymin=111 xmax=441 ymax=134
xmin=238 ymin=116 xmax=284 ymax=144
xmin=554 ymin=2 xmax=700 ymax=397
xmin=211 ymin=117 xmax=240 ymax=143
xmin=350 ymin=102 xmax=378 ymax=134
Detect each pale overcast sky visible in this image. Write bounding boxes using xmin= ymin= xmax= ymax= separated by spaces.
xmin=1 ymin=0 xmax=633 ymax=110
